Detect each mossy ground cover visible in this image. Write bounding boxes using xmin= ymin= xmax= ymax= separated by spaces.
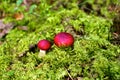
xmin=0 ymin=0 xmax=120 ymax=80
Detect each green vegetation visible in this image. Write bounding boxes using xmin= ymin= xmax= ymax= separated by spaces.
xmin=0 ymin=0 xmax=120 ymax=80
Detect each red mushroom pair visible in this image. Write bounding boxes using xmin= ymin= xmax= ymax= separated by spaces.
xmin=37 ymin=32 xmax=74 ymax=57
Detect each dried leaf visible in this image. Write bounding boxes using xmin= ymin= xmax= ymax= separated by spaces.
xmin=13 ymin=12 xmax=24 ymax=20
xmin=0 ymin=20 xmax=14 ymax=38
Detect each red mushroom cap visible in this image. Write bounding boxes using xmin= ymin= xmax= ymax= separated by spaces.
xmin=37 ymin=39 xmax=51 ymax=50
xmin=54 ymin=32 xmax=74 ymax=47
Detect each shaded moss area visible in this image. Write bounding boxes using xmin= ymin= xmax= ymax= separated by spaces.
xmin=0 ymin=0 xmax=120 ymax=80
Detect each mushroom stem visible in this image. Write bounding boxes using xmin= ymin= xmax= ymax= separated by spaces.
xmin=38 ymin=49 xmax=46 ymax=57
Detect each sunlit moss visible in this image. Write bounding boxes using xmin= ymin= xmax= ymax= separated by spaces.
xmin=0 ymin=0 xmax=120 ymax=80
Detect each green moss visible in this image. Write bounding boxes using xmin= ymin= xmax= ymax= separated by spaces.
xmin=0 ymin=0 xmax=120 ymax=80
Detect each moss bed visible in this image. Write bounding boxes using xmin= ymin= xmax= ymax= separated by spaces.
xmin=0 ymin=0 xmax=120 ymax=80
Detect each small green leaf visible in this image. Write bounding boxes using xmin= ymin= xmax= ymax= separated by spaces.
xmin=16 ymin=0 xmax=23 ymax=6
xmin=29 ymin=4 xmax=37 ymax=14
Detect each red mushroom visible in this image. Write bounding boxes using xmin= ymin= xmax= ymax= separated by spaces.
xmin=54 ymin=32 xmax=74 ymax=47
xmin=37 ymin=39 xmax=51 ymax=57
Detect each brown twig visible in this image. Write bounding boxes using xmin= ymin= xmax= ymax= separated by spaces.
xmin=65 ymin=67 xmax=74 ymax=80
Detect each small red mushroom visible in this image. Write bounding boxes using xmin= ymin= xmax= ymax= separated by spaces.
xmin=54 ymin=32 xmax=74 ymax=47
xmin=37 ymin=39 xmax=51 ymax=57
